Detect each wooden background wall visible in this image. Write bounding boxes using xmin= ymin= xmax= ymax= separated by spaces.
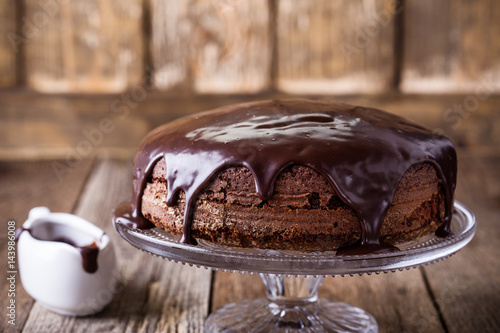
xmin=0 ymin=0 xmax=499 ymax=94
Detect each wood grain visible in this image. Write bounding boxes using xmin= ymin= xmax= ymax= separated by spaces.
xmin=420 ymin=155 xmax=500 ymax=332
xmin=2 ymin=91 xmax=500 ymax=160
xmin=20 ymin=159 xmax=211 ymax=333
xmin=211 ymin=272 xmax=265 ymax=311
xmin=0 ymin=158 xmax=94 ymax=333
xmin=211 ymin=268 xmax=444 ymax=332
xmin=276 ymin=0 xmax=396 ymax=94
xmin=401 ymin=0 xmax=500 ymax=93
xmin=150 ymin=0 xmax=271 ymax=93
xmin=24 ymin=0 xmax=144 ymax=93
xmin=321 ymin=271 xmax=445 ymax=333
xmin=149 ymin=0 xmax=191 ymax=91
xmin=0 ymin=0 xmax=16 ymax=87
xmin=0 ymin=90 xmax=150 ymax=160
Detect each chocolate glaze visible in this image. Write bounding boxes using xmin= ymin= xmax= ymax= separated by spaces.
xmin=16 ymin=227 xmax=100 ymax=273
xmin=113 ymin=99 xmax=457 ymax=254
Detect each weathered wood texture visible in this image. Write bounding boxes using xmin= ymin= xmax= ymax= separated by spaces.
xmin=150 ymin=0 xmax=271 ymax=93
xmin=1 ymin=91 xmax=499 ymax=160
xmin=0 ymin=90 xmax=151 ymax=160
xmin=420 ymin=154 xmax=500 ymax=332
xmin=321 ymin=270 xmax=444 ymax=333
xmin=0 ymin=0 xmax=16 ymax=87
xmin=18 ymin=159 xmax=211 ymax=333
xmin=3 ymin=0 xmax=500 ymax=94
xmin=24 ymin=0 xmax=144 ymax=93
xmin=212 ymin=270 xmax=444 ymax=332
xmin=211 ymin=266 xmax=444 ymax=332
xmin=276 ymin=0 xmax=396 ymax=94
xmin=401 ymin=0 xmax=500 ymax=93
xmin=0 ymin=159 xmax=94 ymax=333
xmin=211 ymin=272 xmax=265 ymax=311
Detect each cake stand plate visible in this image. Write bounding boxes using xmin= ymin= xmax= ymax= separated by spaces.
xmin=114 ymin=202 xmax=476 ymax=332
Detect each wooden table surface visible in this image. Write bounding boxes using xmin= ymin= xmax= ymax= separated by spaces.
xmin=1 ymin=93 xmax=499 ymax=332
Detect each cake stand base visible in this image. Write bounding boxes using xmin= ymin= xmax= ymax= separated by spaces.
xmin=205 ymin=275 xmax=377 ymax=333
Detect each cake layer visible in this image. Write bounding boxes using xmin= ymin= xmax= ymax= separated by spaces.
xmin=113 ymin=99 xmax=457 ymax=254
xmin=141 ymin=159 xmax=445 ymax=251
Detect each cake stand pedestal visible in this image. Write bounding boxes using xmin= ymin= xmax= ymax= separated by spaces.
xmin=206 ymin=274 xmax=377 ymax=332
xmin=114 ymin=202 xmax=476 ymax=333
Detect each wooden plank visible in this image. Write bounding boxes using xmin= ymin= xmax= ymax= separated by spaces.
xmin=24 ymin=0 xmax=144 ymax=93
xmin=150 ymin=0 xmax=271 ymax=93
xmin=3 ymin=91 xmax=500 ymax=160
xmin=211 ymin=263 xmax=444 ymax=331
xmin=0 ymin=90 xmax=150 ymax=160
xmin=190 ymin=0 xmax=270 ymax=93
xmin=0 ymin=158 xmax=94 ymax=333
xmin=402 ymin=0 xmax=500 ymax=93
xmin=321 ymin=271 xmax=444 ymax=333
xmin=0 ymin=0 xmax=16 ymax=87
xmin=149 ymin=0 xmax=191 ymax=91
xmin=276 ymin=0 xmax=396 ymax=94
xmin=20 ymin=159 xmax=211 ymax=332
xmin=211 ymin=272 xmax=265 ymax=311
xmin=421 ymin=155 xmax=500 ymax=332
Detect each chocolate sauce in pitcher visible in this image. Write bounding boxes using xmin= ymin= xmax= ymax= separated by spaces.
xmin=16 ymin=226 xmax=100 ymax=273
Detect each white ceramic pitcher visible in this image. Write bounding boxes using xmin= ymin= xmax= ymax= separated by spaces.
xmin=17 ymin=207 xmax=117 ymax=316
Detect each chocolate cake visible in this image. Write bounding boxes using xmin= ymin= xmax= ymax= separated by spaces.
xmin=114 ymin=99 xmax=457 ymax=254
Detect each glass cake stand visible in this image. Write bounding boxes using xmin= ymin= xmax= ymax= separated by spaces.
xmin=114 ymin=202 xmax=476 ymax=332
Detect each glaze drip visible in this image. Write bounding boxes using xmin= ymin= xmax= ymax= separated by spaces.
xmin=113 ymin=99 xmax=457 ymax=254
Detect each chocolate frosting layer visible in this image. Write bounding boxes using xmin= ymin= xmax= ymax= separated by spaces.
xmin=114 ymin=99 xmax=457 ymax=254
